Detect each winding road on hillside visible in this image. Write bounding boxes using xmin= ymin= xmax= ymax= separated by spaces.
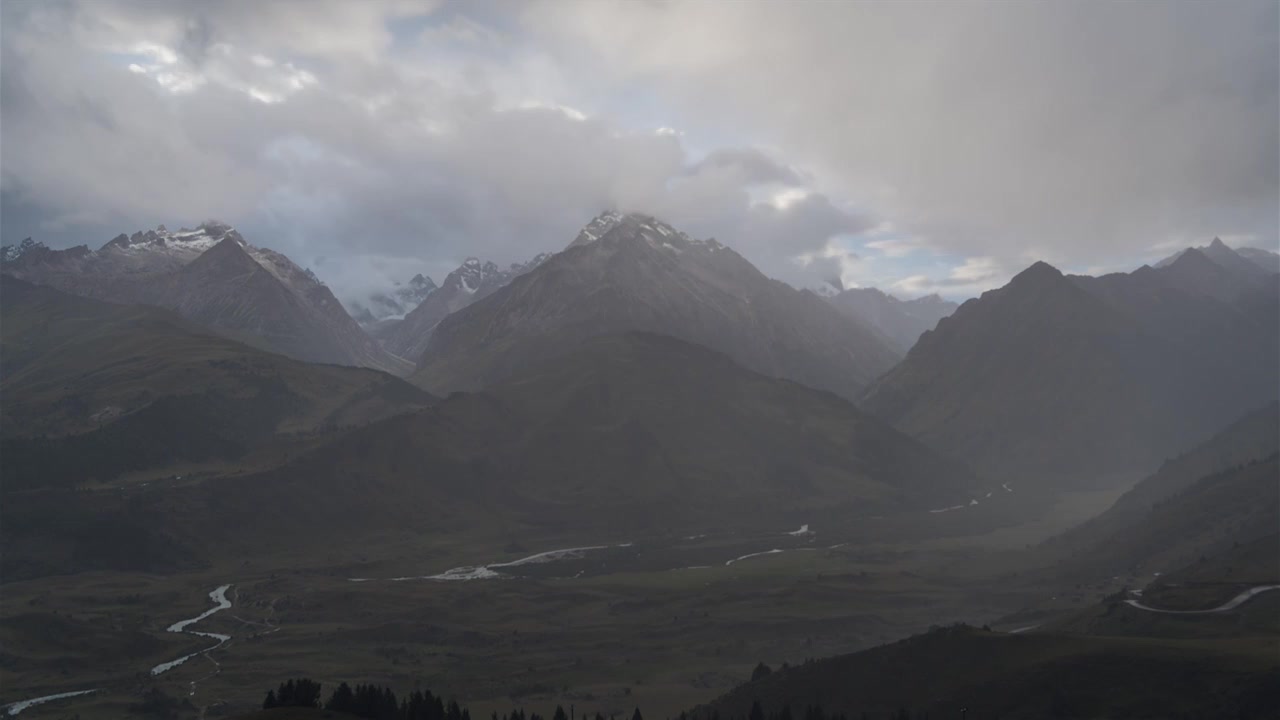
xmin=1124 ymin=585 xmax=1280 ymax=614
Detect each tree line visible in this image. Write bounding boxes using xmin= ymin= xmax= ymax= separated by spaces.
xmin=261 ymin=678 xmax=936 ymax=720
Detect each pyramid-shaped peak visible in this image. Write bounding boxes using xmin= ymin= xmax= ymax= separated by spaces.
xmin=1009 ymin=260 xmax=1064 ymax=285
xmin=1209 ymin=236 xmax=1228 ymax=250
xmin=203 ymin=234 xmax=253 ymax=257
xmin=568 ymin=210 xmax=705 ymax=254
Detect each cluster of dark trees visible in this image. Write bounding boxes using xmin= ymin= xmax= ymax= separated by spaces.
xmin=735 ymin=702 xmax=915 ymax=720
xmin=261 ymin=679 xmax=933 ymax=720
xmin=262 ymin=679 xmax=647 ymax=720
xmin=258 ymin=679 xmax=489 ymax=720
xmin=263 ymin=678 xmax=322 ymax=710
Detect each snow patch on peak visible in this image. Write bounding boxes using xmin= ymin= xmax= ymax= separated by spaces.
xmin=1 ymin=238 xmax=43 ymax=262
xmin=568 ymin=211 xmax=728 ymax=260
xmin=99 ymin=222 xmax=246 ymax=262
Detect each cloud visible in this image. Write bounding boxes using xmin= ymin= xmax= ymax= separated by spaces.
xmin=1 ymin=0 xmax=862 ymax=306
xmin=3 ymin=0 xmax=1274 ymax=308
xmin=892 ymin=257 xmax=1011 ymax=299
xmin=523 ymin=0 xmax=1279 ymax=270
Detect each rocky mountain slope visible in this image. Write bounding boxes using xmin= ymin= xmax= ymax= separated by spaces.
xmin=1 ymin=223 xmax=409 ymax=374
xmin=413 ymin=212 xmax=901 ymax=399
xmin=860 ymin=242 xmax=1279 ymax=485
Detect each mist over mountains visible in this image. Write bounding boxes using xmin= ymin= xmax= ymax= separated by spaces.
xmin=1 ymin=2 xmax=1277 ymax=714
xmin=4 ymin=204 xmax=1279 ymax=720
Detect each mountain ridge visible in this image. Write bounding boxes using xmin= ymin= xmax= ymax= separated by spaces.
xmin=861 ymin=243 xmax=1279 ymax=484
xmin=1 ymin=223 xmax=410 ymax=374
xmin=412 ymin=212 xmax=901 ymax=399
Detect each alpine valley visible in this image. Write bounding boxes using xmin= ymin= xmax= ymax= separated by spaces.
xmin=2 ymin=213 xmax=1277 ymax=720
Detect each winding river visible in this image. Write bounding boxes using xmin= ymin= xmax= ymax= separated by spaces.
xmin=3 ymin=584 xmax=234 ymax=716
xmin=151 ymin=584 xmax=234 ymax=676
xmin=1124 ymin=584 xmax=1280 ymax=614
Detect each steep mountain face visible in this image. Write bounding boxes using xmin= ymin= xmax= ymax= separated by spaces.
xmin=0 ymin=223 xmax=410 ymax=374
xmin=347 ymin=273 xmax=438 ymax=327
xmin=413 ymin=212 xmax=901 ymax=399
xmin=827 ymin=287 xmax=957 ymax=354
xmin=382 ymin=254 xmax=551 ymax=362
xmin=861 ymin=244 xmax=1279 ymax=485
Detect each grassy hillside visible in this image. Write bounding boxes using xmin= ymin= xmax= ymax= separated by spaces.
xmin=1041 ymin=402 xmax=1278 ymax=562
xmin=1045 ymin=455 xmax=1279 ymax=583
xmin=162 ymin=333 xmax=985 ymax=566
xmin=1 ymin=278 xmax=433 ymax=488
xmin=2 ymin=278 xmax=431 ymax=438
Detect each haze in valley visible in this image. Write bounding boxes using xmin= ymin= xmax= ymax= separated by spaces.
xmin=1 ymin=2 xmax=1277 ymax=719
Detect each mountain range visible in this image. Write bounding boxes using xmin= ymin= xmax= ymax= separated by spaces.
xmin=413 ymin=212 xmax=901 ymax=400
xmin=2 ymin=207 xmax=1277 ymax=718
xmin=861 ymin=241 xmax=1279 ymax=484
xmin=0 ymin=223 xmax=411 ymax=374
xmin=1155 ymin=236 xmax=1280 ymax=275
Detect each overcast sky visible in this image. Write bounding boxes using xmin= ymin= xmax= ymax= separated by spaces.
xmin=2 ymin=0 xmax=1276 ymax=305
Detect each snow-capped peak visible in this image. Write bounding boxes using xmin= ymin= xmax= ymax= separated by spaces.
xmin=100 ymin=221 xmax=245 ymax=260
xmin=568 ymin=211 xmax=726 ymax=259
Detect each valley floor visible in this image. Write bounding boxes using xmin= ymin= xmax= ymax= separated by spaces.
xmin=0 ymin=483 xmax=1153 ymax=719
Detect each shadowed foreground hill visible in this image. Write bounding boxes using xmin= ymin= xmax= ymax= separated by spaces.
xmin=690 ymin=625 xmax=1280 ymax=720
